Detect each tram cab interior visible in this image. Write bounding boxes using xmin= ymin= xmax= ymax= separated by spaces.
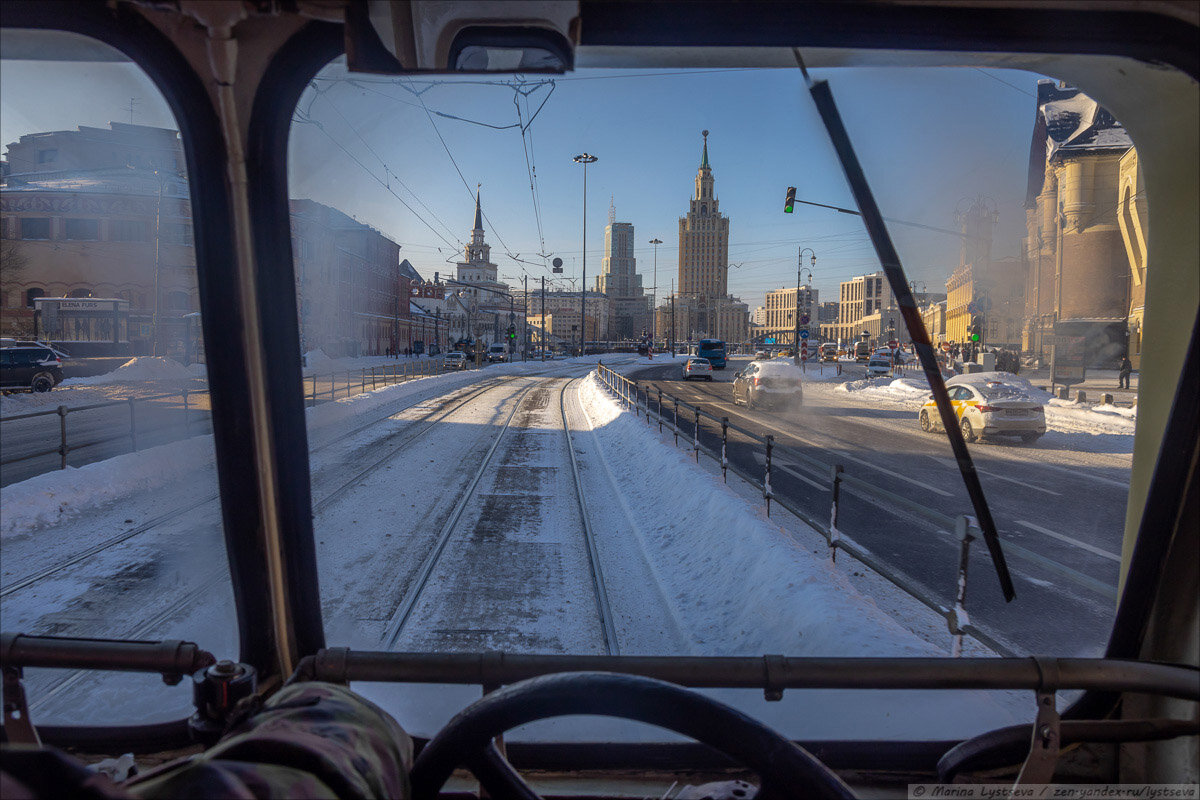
xmin=1 ymin=1 xmax=1197 ymax=798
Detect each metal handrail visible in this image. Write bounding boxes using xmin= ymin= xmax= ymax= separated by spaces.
xmin=1 ymin=356 xmax=447 ymax=480
xmin=591 ymin=362 xmax=1116 ymax=658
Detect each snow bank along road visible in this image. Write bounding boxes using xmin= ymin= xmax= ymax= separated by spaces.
xmin=1 ymin=356 xmax=1028 ymax=739
xmin=627 ymin=358 xmax=1128 ymax=658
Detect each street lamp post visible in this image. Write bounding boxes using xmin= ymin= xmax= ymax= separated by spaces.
xmin=573 ymin=153 xmax=597 ymax=356
xmin=794 ymin=248 xmax=816 ymax=365
xmin=648 ymin=237 xmax=662 ymax=345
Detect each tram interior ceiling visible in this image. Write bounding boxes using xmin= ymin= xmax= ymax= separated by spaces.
xmin=0 ymin=1 xmax=1197 ymax=798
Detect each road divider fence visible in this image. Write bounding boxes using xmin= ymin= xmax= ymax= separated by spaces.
xmin=1 ymin=357 xmax=446 ymax=482
xmin=594 ymin=362 xmax=1111 ymax=658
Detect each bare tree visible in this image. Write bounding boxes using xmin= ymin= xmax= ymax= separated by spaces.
xmin=1 ymin=238 xmax=35 ymax=338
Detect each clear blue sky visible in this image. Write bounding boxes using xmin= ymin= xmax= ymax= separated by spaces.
xmin=3 ymin=50 xmax=1048 ymax=310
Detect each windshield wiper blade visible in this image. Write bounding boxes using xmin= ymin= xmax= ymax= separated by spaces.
xmin=796 ymin=51 xmax=1016 ymax=602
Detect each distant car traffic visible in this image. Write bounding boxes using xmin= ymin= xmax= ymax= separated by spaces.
xmin=485 ymin=343 xmax=509 ymax=363
xmin=443 ymin=351 xmax=468 ymax=370
xmin=0 ymin=346 xmax=64 ymax=393
xmin=731 ymin=361 xmax=803 ymax=410
xmin=918 ymin=371 xmax=1046 ymax=443
xmin=866 ymin=356 xmax=893 ymax=377
xmin=819 ymin=343 xmax=838 ymax=362
xmin=754 ymin=350 xmax=768 ymax=360
xmin=854 ymin=342 xmax=872 ymax=362
xmin=682 ymin=357 xmax=713 ymax=381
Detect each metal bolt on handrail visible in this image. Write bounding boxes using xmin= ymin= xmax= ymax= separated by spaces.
xmin=673 ymin=397 xmax=680 ymax=446
xmin=829 ymin=465 xmax=844 ymax=562
xmin=764 ymin=434 xmax=774 ymax=516
xmin=57 ymin=405 xmax=68 ymax=470
xmin=721 ymin=417 xmax=729 ymax=483
xmin=950 ymin=515 xmax=976 ymax=658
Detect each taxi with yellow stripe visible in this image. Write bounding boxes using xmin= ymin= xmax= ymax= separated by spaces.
xmin=918 ymin=371 xmax=1046 ymax=444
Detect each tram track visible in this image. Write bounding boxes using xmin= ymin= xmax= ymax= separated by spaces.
xmin=382 ymin=375 xmax=621 ymax=656
xmin=2 ymin=375 xmax=524 ymax=600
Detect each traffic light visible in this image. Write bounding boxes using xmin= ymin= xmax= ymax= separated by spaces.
xmin=969 ymin=316 xmax=982 ymax=342
xmin=784 ymin=186 xmax=797 ymax=214
xmin=507 ymin=325 xmax=516 ymax=341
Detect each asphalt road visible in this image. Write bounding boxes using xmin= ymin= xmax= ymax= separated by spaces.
xmin=628 ymin=357 xmax=1128 ymax=657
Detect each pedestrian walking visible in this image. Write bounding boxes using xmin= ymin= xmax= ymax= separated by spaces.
xmin=1118 ymin=355 xmax=1133 ymax=389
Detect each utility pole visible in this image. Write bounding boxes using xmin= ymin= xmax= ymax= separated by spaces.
xmin=794 ymin=248 xmax=816 ymax=366
xmin=573 ymin=153 xmax=597 ymax=356
xmin=670 ymin=279 xmax=676 ymax=356
xmin=522 ymin=274 xmax=528 ymax=361
xmin=649 ymin=237 xmax=662 ymax=345
xmin=541 ymin=275 xmax=546 ymax=360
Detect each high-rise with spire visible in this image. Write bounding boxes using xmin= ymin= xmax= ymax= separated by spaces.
xmin=678 ymin=130 xmax=730 ymax=299
xmin=656 ymin=131 xmax=748 ymax=346
xmin=454 ymin=188 xmax=511 ymax=343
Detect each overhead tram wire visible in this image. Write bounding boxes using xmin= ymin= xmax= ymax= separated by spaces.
xmin=315 ymin=86 xmax=463 ymax=247
xmin=292 ymin=109 xmax=462 ymax=253
xmin=402 ymin=78 xmax=521 ymax=261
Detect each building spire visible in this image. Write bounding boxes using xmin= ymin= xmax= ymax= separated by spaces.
xmin=609 ymin=195 xmax=616 ymax=225
xmin=473 ymin=183 xmax=483 ymax=231
xmin=700 ymin=129 xmax=709 ymax=169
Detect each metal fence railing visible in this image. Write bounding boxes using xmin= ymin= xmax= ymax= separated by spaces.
xmin=594 ymin=362 xmax=1116 ymax=658
xmin=1 ymin=357 xmax=447 ymax=482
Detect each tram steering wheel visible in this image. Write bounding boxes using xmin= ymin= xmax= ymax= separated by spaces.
xmin=409 ymin=671 xmax=856 ymax=800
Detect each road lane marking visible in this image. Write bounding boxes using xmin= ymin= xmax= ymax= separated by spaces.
xmin=1015 ymin=520 xmax=1121 ymax=562
xmin=669 ymin=393 xmax=955 ymax=498
xmin=779 ymin=463 xmax=826 ymax=491
xmin=930 ymin=457 xmax=1061 ymax=496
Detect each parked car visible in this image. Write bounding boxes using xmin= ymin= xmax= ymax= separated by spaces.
xmin=0 ymin=346 xmax=64 ymax=392
xmin=866 ymin=356 xmax=893 ymax=377
xmin=485 ymin=343 xmax=508 ymax=363
xmin=819 ymin=343 xmax=838 ymax=362
xmin=443 ymin=351 xmax=468 ymax=370
xmin=682 ymin=357 xmax=713 ymax=381
xmin=731 ymin=361 xmax=804 ymax=410
xmin=918 ymin=371 xmax=1046 ymax=443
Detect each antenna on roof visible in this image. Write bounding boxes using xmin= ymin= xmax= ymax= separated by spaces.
xmin=126 ymin=98 xmax=139 ymax=124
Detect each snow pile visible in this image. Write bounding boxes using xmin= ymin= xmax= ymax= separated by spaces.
xmin=836 ymin=375 xmax=930 ymax=407
xmin=63 ymin=356 xmax=193 ymax=386
xmin=302 ymin=349 xmax=335 ymax=372
xmin=1046 ymin=399 xmax=1136 ymax=436
xmin=579 ymin=372 xmax=936 ymax=658
xmin=0 ymin=435 xmax=215 ymax=537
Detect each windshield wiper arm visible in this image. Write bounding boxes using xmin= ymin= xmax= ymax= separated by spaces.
xmin=795 ymin=50 xmax=1016 ymax=602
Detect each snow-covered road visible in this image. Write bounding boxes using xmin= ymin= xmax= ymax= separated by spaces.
xmin=2 ymin=356 xmax=1027 ymax=739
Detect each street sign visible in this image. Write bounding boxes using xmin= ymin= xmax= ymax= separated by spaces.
xmin=799 ymin=330 xmax=810 ymax=339
xmin=888 ymin=339 xmax=898 ymax=349
xmin=800 ymin=314 xmax=810 ymax=324
xmin=764 ymin=337 xmax=776 ymax=344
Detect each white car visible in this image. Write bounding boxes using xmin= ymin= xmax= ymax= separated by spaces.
xmin=919 ymin=371 xmax=1046 ymax=443
xmin=682 ymin=357 xmax=713 ymax=381
xmin=866 ymin=356 xmax=893 ymax=377
xmin=731 ymin=361 xmax=804 ymax=410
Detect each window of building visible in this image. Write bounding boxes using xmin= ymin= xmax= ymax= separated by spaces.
xmin=167 ymin=291 xmax=190 ymax=311
xmin=65 ymin=218 xmax=101 ymax=240
xmin=20 ymin=217 xmax=52 ymax=240
xmin=37 ymin=148 xmax=57 ymax=163
xmin=25 ymin=287 xmax=45 ymax=307
xmin=110 ymin=219 xmax=150 ymax=242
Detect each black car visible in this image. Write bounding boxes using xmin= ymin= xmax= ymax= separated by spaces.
xmin=0 ymin=346 xmax=65 ymax=392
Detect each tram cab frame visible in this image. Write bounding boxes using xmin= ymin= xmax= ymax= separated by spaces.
xmin=1 ymin=1 xmax=1197 ymax=797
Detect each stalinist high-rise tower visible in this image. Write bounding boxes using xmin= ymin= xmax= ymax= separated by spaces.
xmin=678 ymin=130 xmax=730 ymax=300
xmin=658 ymin=130 xmax=746 ymax=345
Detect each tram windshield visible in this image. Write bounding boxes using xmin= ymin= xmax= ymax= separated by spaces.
xmin=0 ymin=11 xmax=1188 ymax=753
xmin=283 ymin=56 xmax=1154 ymax=740
xmin=1 ymin=29 xmax=236 ymax=725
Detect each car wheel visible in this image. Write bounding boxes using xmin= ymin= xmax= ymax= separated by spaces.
xmin=919 ymin=410 xmax=933 ymax=432
xmin=960 ymin=418 xmax=977 ymax=443
xmin=1020 ymin=432 xmax=1042 ymax=443
xmin=706 ymin=376 xmax=713 ymax=382
xmin=31 ymin=373 xmax=54 ymax=393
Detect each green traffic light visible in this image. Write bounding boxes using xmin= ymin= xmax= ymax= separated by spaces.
xmin=970 ymin=333 xmax=980 ymax=342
